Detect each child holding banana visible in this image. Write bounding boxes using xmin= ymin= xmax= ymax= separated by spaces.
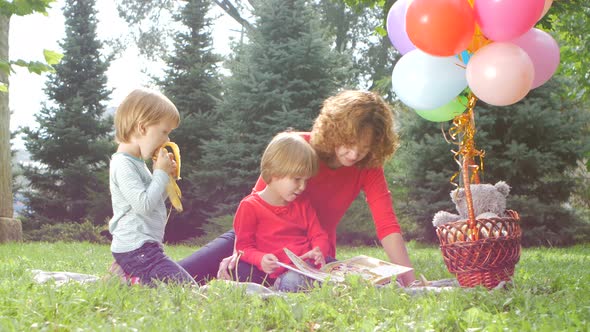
xmin=108 ymin=88 xmax=194 ymax=286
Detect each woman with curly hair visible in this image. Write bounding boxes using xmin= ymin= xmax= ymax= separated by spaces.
xmin=178 ymin=90 xmax=416 ymax=287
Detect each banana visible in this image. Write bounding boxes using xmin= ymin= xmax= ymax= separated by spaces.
xmin=155 ymin=142 xmax=183 ymax=212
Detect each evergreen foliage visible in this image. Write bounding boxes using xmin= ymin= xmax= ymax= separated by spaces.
xmin=157 ymin=0 xmax=222 ymax=241
xmin=197 ymin=0 xmax=351 ymax=217
xmin=397 ymin=77 xmax=590 ymax=246
xmin=20 ymin=0 xmax=113 ymax=229
xmin=539 ymin=0 xmax=590 ymax=102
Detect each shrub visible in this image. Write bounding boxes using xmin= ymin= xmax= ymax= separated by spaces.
xmin=181 ymin=214 xmax=234 ymax=246
xmin=24 ymin=220 xmax=108 ymax=244
xmin=337 ymin=195 xmax=380 ymax=246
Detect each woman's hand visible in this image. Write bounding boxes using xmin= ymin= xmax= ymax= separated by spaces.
xmin=300 ymin=247 xmax=325 ymax=267
xmin=381 ymin=233 xmax=416 ymax=287
xmin=397 ymin=271 xmax=416 ymax=288
xmin=217 ymin=253 xmax=239 ymax=280
xmin=261 ymin=254 xmax=279 ymax=274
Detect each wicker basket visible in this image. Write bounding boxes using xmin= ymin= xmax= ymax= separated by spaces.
xmin=435 ymin=210 xmax=521 ymax=289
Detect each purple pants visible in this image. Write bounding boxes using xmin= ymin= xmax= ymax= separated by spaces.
xmin=177 ymin=230 xmax=236 ymax=284
xmin=113 ymin=242 xmax=196 ymax=286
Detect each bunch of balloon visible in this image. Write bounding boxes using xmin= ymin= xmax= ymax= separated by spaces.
xmin=388 ymin=0 xmax=559 ymax=122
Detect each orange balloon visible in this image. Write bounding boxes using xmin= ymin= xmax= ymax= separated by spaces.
xmin=406 ymin=0 xmax=476 ymax=56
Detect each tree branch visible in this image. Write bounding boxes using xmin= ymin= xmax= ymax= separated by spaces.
xmin=213 ymin=0 xmax=252 ymax=31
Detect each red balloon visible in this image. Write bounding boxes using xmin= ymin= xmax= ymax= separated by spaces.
xmin=406 ymin=0 xmax=475 ymax=56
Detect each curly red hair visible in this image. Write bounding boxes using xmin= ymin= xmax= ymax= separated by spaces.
xmin=310 ymin=90 xmax=398 ymax=168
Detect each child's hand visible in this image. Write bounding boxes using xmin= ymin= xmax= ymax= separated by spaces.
xmin=261 ymin=254 xmax=279 ymax=274
xmin=153 ymin=148 xmax=175 ymax=175
xmin=166 ymin=152 xmax=178 ymax=178
xmin=300 ymin=247 xmax=325 ymax=267
xmin=217 ymin=253 xmax=240 ymax=280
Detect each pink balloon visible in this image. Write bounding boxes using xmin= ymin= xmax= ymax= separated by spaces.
xmin=466 ymin=43 xmax=534 ymax=106
xmin=386 ymin=0 xmax=416 ymax=54
xmin=474 ymin=0 xmax=545 ymax=41
xmin=512 ymin=28 xmax=560 ymax=89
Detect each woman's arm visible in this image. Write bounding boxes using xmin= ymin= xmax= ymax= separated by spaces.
xmin=380 ymin=233 xmax=416 ymax=286
xmin=362 ymin=168 xmax=416 ymax=286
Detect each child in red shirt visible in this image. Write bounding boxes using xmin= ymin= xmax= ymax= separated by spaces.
xmin=179 ymin=90 xmax=416 ymax=287
xmin=233 ymin=132 xmax=330 ymax=292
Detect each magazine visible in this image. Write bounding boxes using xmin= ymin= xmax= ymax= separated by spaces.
xmin=276 ymin=248 xmax=414 ymax=286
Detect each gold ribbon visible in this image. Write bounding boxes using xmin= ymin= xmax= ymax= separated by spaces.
xmin=467 ymin=25 xmax=492 ymax=54
xmin=449 ymin=93 xmax=485 ymax=188
xmin=448 ymin=93 xmax=485 ymax=240
xmin=465 ymin=0 xmax=491 ymax=57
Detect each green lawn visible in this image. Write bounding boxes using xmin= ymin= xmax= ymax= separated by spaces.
xmin=0 ymin=242 xmax=588 ymax=331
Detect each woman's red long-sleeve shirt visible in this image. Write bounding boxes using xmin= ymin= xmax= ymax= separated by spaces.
xmin=233 ymin=193 xmax=330 ymax=278
xmin=253 ymin=132 xmax=401 ymax=258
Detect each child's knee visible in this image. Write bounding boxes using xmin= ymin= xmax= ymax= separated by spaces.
xmin=275 ymin=271 xmax=311 ymax=292
xmin=151 ymin=258 xmax=195 ymax=285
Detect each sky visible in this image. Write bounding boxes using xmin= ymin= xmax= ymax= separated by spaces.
xmin=8 ymin=0 xmax=240 ymax=150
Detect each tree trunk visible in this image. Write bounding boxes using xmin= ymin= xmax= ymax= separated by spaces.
xmin=0 ymin=14 xmax=22 ymax=242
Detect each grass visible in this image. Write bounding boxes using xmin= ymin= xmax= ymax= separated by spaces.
xmin=0 ymin=242 xmax=588 ymax=331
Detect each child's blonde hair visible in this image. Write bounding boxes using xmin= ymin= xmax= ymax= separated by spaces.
xmin=310 ymin=90 xmax=398 ymax=168
xmin=260 ymin=132 xmax=319 ymax=183
xmin=114 ymin=88 xmax=180 ymax=143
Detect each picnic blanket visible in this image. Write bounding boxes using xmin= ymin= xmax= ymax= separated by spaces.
xmin=30 ymin=268 xmax=466 ymax=296
xmin=31 ymin=269 xmax=100 ymax=286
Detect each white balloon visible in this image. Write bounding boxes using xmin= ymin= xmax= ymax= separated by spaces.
xmin=392 ymin=49 xmax=467 ymax=110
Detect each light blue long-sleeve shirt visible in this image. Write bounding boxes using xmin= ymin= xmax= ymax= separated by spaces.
xmin=108 ymin=152 xmax=170 ymax=253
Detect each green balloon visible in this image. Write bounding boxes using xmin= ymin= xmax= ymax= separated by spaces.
xmin=415 ymin=96 xmax=469 ymax=122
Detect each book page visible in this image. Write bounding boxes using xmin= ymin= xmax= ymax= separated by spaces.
xmin=282 ymin=248 xmax=413 ymax=285
xmin=281 ymin=249 xmax=344 ymax=282
xmin=276 ymin=261 xmax=341 ymax=282
xmin=323 ymin=255 xmax=413 ymax=285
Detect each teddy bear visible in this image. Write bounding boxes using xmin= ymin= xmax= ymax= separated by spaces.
xmin=432 ymin=181 xmax=511 ymax=228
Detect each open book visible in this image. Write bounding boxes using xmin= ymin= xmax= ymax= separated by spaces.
xmin=276 ymin=248 xmax=414 ymax=286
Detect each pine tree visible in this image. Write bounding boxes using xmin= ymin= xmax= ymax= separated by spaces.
xmin=20 ymin=0 xmax=112 ymax=229
xmin=157 ymin=0 xmax=222 ymax=241
xmin=397 ymin=76 xmax=590 ymax=245
xmin=197 ymin=0 xmax=350 ymax=217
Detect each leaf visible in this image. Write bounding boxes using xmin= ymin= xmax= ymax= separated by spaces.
xmin=12 ymin=59 xmax=55 ymax=74
xmin=43 ymin=49 xmax=63 ymax=65
xmin=12 ymin=59 xmax=28 ymax=67
xmin=0 ymin=83 xmax=7 ymax=92
xmin=11 ymin=0 xmax=54 ymax=16
xmin=374 ymin=26 xmax=387 ymax=37
xmin=0 ymin=60 xmax=10 ymax=75
xmin=24 ymin=61 xmax=54 ymax=74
